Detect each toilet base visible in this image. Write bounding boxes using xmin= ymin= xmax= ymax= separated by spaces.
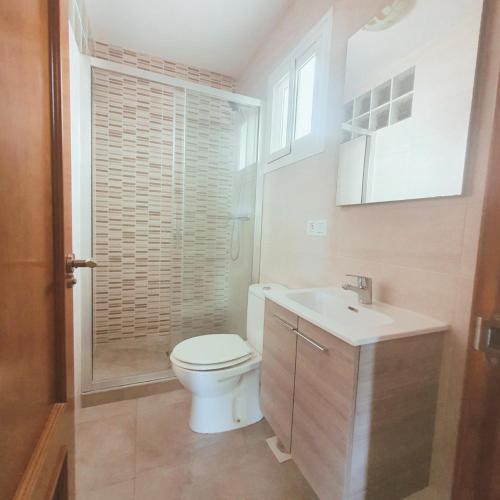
xmin=188 ymin=368 xmax=263 ymax=433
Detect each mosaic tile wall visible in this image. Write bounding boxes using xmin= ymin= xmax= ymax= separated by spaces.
xmin=172 ymin=91 xmax=236 ymax=344
xmin=90 ymin=40 xmax=235 ymax=92
xmin=91 ymin=45 xmax=241 ymax=350
xmin=92 ymin=68 xmax=184 ymax=345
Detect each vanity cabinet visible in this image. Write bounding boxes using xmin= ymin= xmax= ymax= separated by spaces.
xmin=261 ymin=300 xmax=298 ymax=452
xmin=261 ymin=299 xmax=444 ymax=500
xmin=292 ymin=319 xmax=358 ymax=499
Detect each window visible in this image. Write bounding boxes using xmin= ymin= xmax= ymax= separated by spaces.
xmin=270 ymin=72 xmax=291 ymax=154
xmin=294 ymin=52 xmax=316 ymax=140
xmin=266 ymin=9 xmax=332 ymax=171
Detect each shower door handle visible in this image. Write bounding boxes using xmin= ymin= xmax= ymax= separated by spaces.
xmin=65 ymin=253 xmax=98 ymax=288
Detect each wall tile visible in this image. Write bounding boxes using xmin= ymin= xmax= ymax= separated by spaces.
xmin=90 ymin=45 xmax=250 ymax=359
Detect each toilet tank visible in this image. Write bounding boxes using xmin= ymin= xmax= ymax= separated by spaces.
xmin=246 ymin=283 xmax=286 ymax=354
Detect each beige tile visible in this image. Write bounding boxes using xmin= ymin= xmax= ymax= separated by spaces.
xmin=135 ymin=398 xmax=224 ymax=473
xmin=93 ymin=343 xmax=171 ymax=381
xmin=77 ymin=479 xmax=135 ymax=500
xmin=135 ymin=396 xmax=253 ymax=475
xmin=134 ymin=463 xmax=192 ymax=500
xmin=330 ymin=256 xmax=457 ymax=321
xmin=136 ymin=389 xmax=190 ymax=414
xmin=242 ymin=441 xmax=317 ymax=499
xmin=76 ymin=398 xmax=137 ymax=424
xmin=134 ymin=425 xmax=261 ymax=499
xmin=189 ymin=428 xmax=249 ymax=480
xmin=241 ymin=418 xmax=274 ymax=447
xmin=80 ymin=379 xmax=182 ymax=408
xmin=183 ymin=468 xmax=248 ymax=500
xmin=195 ymin=440 xmax=317 ymax=500
xmin=76 ymin=383 xmax=314 ymax=499
xmin=334 ymin=199 xmax=468 ymax=275
xmin=76 ymin=413 xmax=136 ymax=491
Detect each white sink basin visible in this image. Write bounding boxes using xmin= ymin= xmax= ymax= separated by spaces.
xmin=264 ymin=287 xmax=447 ymax=346
xmin=287 ymin=289 xmax=393 ymax=328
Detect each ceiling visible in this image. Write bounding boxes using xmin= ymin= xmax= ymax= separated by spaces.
xmin=83 ymin=0 xmax=291 ymax=78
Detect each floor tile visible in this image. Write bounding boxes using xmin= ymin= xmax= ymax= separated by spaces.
xmin=134 ymin=463 xmax=192 ymax=500
xmin=136 ymin=389 xmax=190 ymax=414
xmin=94 ymin=343 xmax=170 ymax=381
xmin=76 ymin=398 xmax=137 ymax=425
xmin=76 ymin=413 xmax=136 ymax=491
xmin=135 ymin=396 xmax=246 ymax=474
xmin=76 ymin=389 xmax=316 ymax=500
xmin=135 ymin=399 xmax=196 ymax=473
xmin=77 ymin=479 xmax=135 ymax=500
xmin=234 ymin=440 xmax=317 ymax=500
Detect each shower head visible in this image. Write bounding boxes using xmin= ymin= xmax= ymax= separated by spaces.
xmin=228 ymin=101 xmax=240 ymax=112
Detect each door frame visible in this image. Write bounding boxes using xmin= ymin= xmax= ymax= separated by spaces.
xmin=452 ymin=0 xmax=500 ymax=493
xmin=78 ymin=58 xmax=263 ymax=394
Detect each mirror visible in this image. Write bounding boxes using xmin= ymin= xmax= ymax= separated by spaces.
xmin=336 ymin=0 xmax=484 ymax=206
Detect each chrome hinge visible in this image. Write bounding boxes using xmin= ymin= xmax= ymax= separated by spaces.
xmin=474 ymin=315 xmax=500 ymax=366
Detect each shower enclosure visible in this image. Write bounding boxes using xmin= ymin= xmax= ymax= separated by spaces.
xmin=81 ymin=58 xmax=261 ymax=391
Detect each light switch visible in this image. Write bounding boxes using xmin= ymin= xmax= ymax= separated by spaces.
xmin=307 ymin=220 xmax=327 ymax=236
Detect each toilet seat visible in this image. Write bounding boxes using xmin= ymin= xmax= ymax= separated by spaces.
xmin=170 ymin=334 xmax=254 ymax=372
xmin=171 ymin=353 xmax=255 ymax=371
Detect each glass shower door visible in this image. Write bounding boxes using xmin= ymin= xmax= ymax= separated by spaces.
xmin=88 ymin=68 xmax=259 ymax=389
xmin=170 ymin=90 xmax=259 ymax=352
xmin=91 ymin=67 xmax=183 ymax=383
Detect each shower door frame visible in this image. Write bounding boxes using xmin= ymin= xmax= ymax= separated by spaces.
xmin=80 ymin=56 xmax=263 ymax=393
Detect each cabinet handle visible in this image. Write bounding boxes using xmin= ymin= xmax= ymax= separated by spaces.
xmin=272 ymin=314 xmax=296 ymax=332
xmin=295 ymin=330 xmax=328 ymax=353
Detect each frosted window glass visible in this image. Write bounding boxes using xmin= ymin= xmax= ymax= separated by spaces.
xmin=270 ymin=73 xmax=290 ymax=153
xmin=294 ymin=54 xmax=316 ymax=140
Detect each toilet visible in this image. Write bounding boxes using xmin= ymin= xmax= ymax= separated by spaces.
xmin=170 ymin=283 xmax=285 ymax=433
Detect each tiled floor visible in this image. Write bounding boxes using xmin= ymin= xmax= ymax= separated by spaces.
xmin=93 ymin=343 xmax=171 ymax=381
xmin=75 ymin=389 xmax=317 ymax=500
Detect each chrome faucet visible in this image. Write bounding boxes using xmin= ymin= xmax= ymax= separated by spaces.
xmin=342 ymin=274 xmax=372 ymax=305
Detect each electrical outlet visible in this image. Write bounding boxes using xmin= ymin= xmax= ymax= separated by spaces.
xmin=307 ymin=220 xmax=327 ymax=236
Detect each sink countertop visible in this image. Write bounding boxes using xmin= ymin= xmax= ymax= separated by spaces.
xmin=264 ymin=287 xmax=448 ymax=346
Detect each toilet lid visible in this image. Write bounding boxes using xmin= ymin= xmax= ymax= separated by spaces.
xmin=171 ymin=334 xmax=252 ymax=366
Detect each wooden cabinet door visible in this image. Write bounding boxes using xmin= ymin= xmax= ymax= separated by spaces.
xmin=0 ymin=0 xmax=75 ymax=498
xmin=292 ymin=319 xmax=358 ymax=500
xmin=261 ymin=300 xmax=298 ymax=452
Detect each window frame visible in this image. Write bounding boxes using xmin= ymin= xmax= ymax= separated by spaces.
xmin=264 ymin=9 xmax=332 ymax=173
xmin=267 ymin=58 xmax=295 ymax=163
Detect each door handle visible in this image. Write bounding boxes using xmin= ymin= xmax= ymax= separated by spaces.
xmin=66 ymin=253 xmax=98 ymax=272
xmin=295 ymin=330 xmax=328 ymax=353
xmin=474 ymin=315 xmax=500 ymax=366
xmin=272 ymin=314 xmax=296 ymax=332
xmin=65 ymin=253 xmax=98 ymax=288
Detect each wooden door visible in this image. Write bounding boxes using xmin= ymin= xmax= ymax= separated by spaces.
xmin=292 ymin=319 xmax=358 ymax=500
xmin=261 ymin=300 xmax=298 ymax=452
xmin=452 ymin=69 xmax=500 ymax=499
xmin=0 ymin=0 xmax=75 ymax=499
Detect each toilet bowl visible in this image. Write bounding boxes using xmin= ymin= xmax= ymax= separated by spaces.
xmin=170 ymin=283 xmax=285 ymax=433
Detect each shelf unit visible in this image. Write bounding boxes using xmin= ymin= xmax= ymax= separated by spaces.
xmin=341 ymin=66 xmax=415 ymax=143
